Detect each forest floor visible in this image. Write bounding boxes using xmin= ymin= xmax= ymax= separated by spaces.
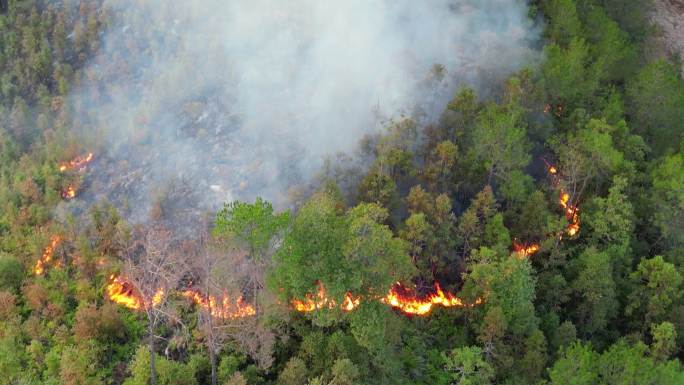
xmin=653 ymin=0 xmax=684 ymax=75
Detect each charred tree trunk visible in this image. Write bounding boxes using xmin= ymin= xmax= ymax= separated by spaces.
xmin=210 ymin=348 xmax=218 ymax=385
xmin=149 ymin=323 xmax=157 ymax=385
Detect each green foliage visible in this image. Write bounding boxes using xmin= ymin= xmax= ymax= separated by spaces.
xmin=651 ymin=153 xmax=684 ymax=254
xmin=214 ymin=197 xmax=290 ymax=260
xmin=123 ymin=345 xmax=198 ymax=385
xmin=626 ymin=60 xmax=684 ymax=155
xmin=442 ymin=346 xmax=494 ymax=385
xmin=549 ymin=340 xmax=684 ymax=385
xmin=271 ymin=193 xmax=414 ymax=307
xmin=626 ymin=256 xmax=682 ymax=327
xmin=2 ymin=1 xmax=684 ymax=384
xmin=0 ymin=253 xmax=23 ymax=292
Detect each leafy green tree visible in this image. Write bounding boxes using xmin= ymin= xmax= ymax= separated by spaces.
xmin=442 ymin=346 xmax=494 ymax=385
xmin=423 ymin=140 xmax=457 ymax=192
xmin=464 ymin=256 xmax=538 ymax=337
xmin=541 ymin=0 xmax=581 ymax=46
xmin=651 ymin=153 xmax=684 ymax=256
xmin=650 ymin=322 xmax=678 ymax=362
xmin=520 ymin=329 xmax=548 ymax=383
xmin=572 ymin=247 xmax=618 ymax=339
xmin=329 ymin=358 xmax=360 ymax=385
xmin=271 ymin=193 xmax=414 ymax=316
xmin=123 ymin=345 xmax=198 ymax=385
xmin=469 ymin=104 xmax=530 ymax=188
xmin=626 ymin=60 xmax=684 ymax=155
xmin=59 ymin=342 xmax=103 ymax=385
xmin=626 ymin=256 xmax=682 ymax=328
xmin=548 ymin=342 xmax=599 ymax=385
xmin=0 ymin=253 xmax=23 ymax=292
xmin=278 ymin=357 xmax=308 ymax=385
xmin=541 ymin=38 xmax=601 ymax=107
xmin=554 ymin=119 xmax=625 ymax=199
xmin=214 ymin=197 xmax=289 ymax=314
xmin=582 ymin=6 xmax=637 ymax=83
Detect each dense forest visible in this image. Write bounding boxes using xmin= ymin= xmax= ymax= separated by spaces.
xmin=1 ymin=0 xmax=684 ymax=384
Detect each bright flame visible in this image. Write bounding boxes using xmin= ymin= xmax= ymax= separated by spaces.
xmin=34 ymin=235 xmax=62 ymax=275
xmin=182 ymin=289 xmax=256 ymax=319
xmin=512 ymin=239 xmax=540 ymax=259
xmin=291 ymin=282 xmax=361 ymax=313
xmin=105 ymin=275 xmax=164 ymax=310
xmin=381 ymin=282 xmax=481 ymax=315
xmin=290 ymin=282 xmax=480 ymax=316
xmin=61 ymin=185 xmax=77 ymax=200
xmin=106 ymin=275 xmax=143 ymax=310
xmin=59 ymin=153 xmax=94 ymax=173
xmin=548 ymin=165 xmax=581 ymax=236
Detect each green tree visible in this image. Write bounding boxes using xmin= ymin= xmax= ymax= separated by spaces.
xmin=651 ymin=153 xmax=684 ymax=256
xmin=572 ymin=247 xmax=618 ymax=339
xmin=650 ymin=322 xmax=678 ymax=362
xmin=271 ymin=193 xmax=414 ymax=316
xmin=626 ymin=60 xmax=684 ymax=155
xmin=469 ymin=104 xmax=530 ymax=187
xmin=123 ymin=345 xmax=198 ymax=385
xmin=443 ymin=346 xmax=494 ymax=385
xmin=0 ymin=253 xmax=23 ymax=292
xmin=214 ymin=197 xmax=289 ymax=314
xmin=626 ymin=256 xmax=682 ymax=328
xmin=542 ymin=0 xmax=582 ymax=46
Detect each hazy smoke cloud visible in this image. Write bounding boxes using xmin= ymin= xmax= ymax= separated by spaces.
xmin=66 ymin=0 xmax=537 ymax=225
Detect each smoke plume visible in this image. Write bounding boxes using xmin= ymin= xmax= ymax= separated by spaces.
xmin=64 ymin=0 xmax=538 ymax=226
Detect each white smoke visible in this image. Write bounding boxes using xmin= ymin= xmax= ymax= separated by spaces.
xmin=67 ymin=0 xmax=538 ymax=224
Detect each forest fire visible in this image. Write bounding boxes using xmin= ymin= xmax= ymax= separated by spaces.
xmin=61 ymin=185 xmax=77 ymax=200
xmin=290 ymin=282 xmax=361 ymax=313
xmin=106 ymin=275 xmax=144 ymax=310
xmin=106 ymin=275 xmax=164 ymax=310
xmin=512 ymin=239 xmax=540 ymax=259
xmin=290 ymin=282 xmax=480 ymax=316
xmin=34 ymin=235 xmax=62 ymax=275
xmin=548 ymin=165 xmax=581 ymax=236
xmin=181 ymin=289 xmax=256 ymax=319
xmin=59 ymin=153 xmax=94 ymax=172
xmin=381 ymin=282 xmax=480 ymax=315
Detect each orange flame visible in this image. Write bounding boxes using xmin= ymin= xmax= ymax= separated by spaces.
xmin=291 ymin=282 xmax=361 ymax=313
xmin=106 ymin=275 xmax=143 ymax=310
xmin=381 ymin=282 xmax=481 ymax=315
xmin=512 ymin=239 xmax=540 ymax=259
xmin=61 ymin=185 xmax=77 ymax=200
xmin=59 ymin=153 xmax=94 ymax=173
xmin=290 ymin=282 xmax=480 ymax=316
xmin=548 ymin=165 xmax=581 ymax=236
xmin=34 ymin=235 xmax=62 ymax=275
xmin=182 ymin=289 xmax=256 ymax=319
xmin=105 ymin=275 xmax=164 ymax=310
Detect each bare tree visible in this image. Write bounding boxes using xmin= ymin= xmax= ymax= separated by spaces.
xmin=187 ymin=237 xmax=274 ymax=385
xmin=121 ymin=225 xmax=187 ymax=385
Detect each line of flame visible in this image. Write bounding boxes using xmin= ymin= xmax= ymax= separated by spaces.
xmin=181 ymin=289 xmax=256 ymax=319
xmin=34 ymin=235 xmax=62 ymax=275
xmin=105 ymin=275 xmax=164 ymax=310
xmin=59 ymin=153 xmax=94 ymax=172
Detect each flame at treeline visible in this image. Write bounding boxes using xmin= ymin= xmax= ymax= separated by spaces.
xmin=43 ymin=154 xmax=585 ymax=318
xmin=106 ymin=275 xmax=165 ymax=311
xmin=105 ymin=275 xmax=256 ymax=318
xmin=547 ymin=165 xmax=581 ymax=237
xmin=59 ymin=152 xmax=94 ymax=173
xmin=290 ymin=281 xmax=481 ymax=316
xmin=59 ymin=153 xmax=94 ymax=200
xmin=34 ymin=235 xmax=62 ymax=275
